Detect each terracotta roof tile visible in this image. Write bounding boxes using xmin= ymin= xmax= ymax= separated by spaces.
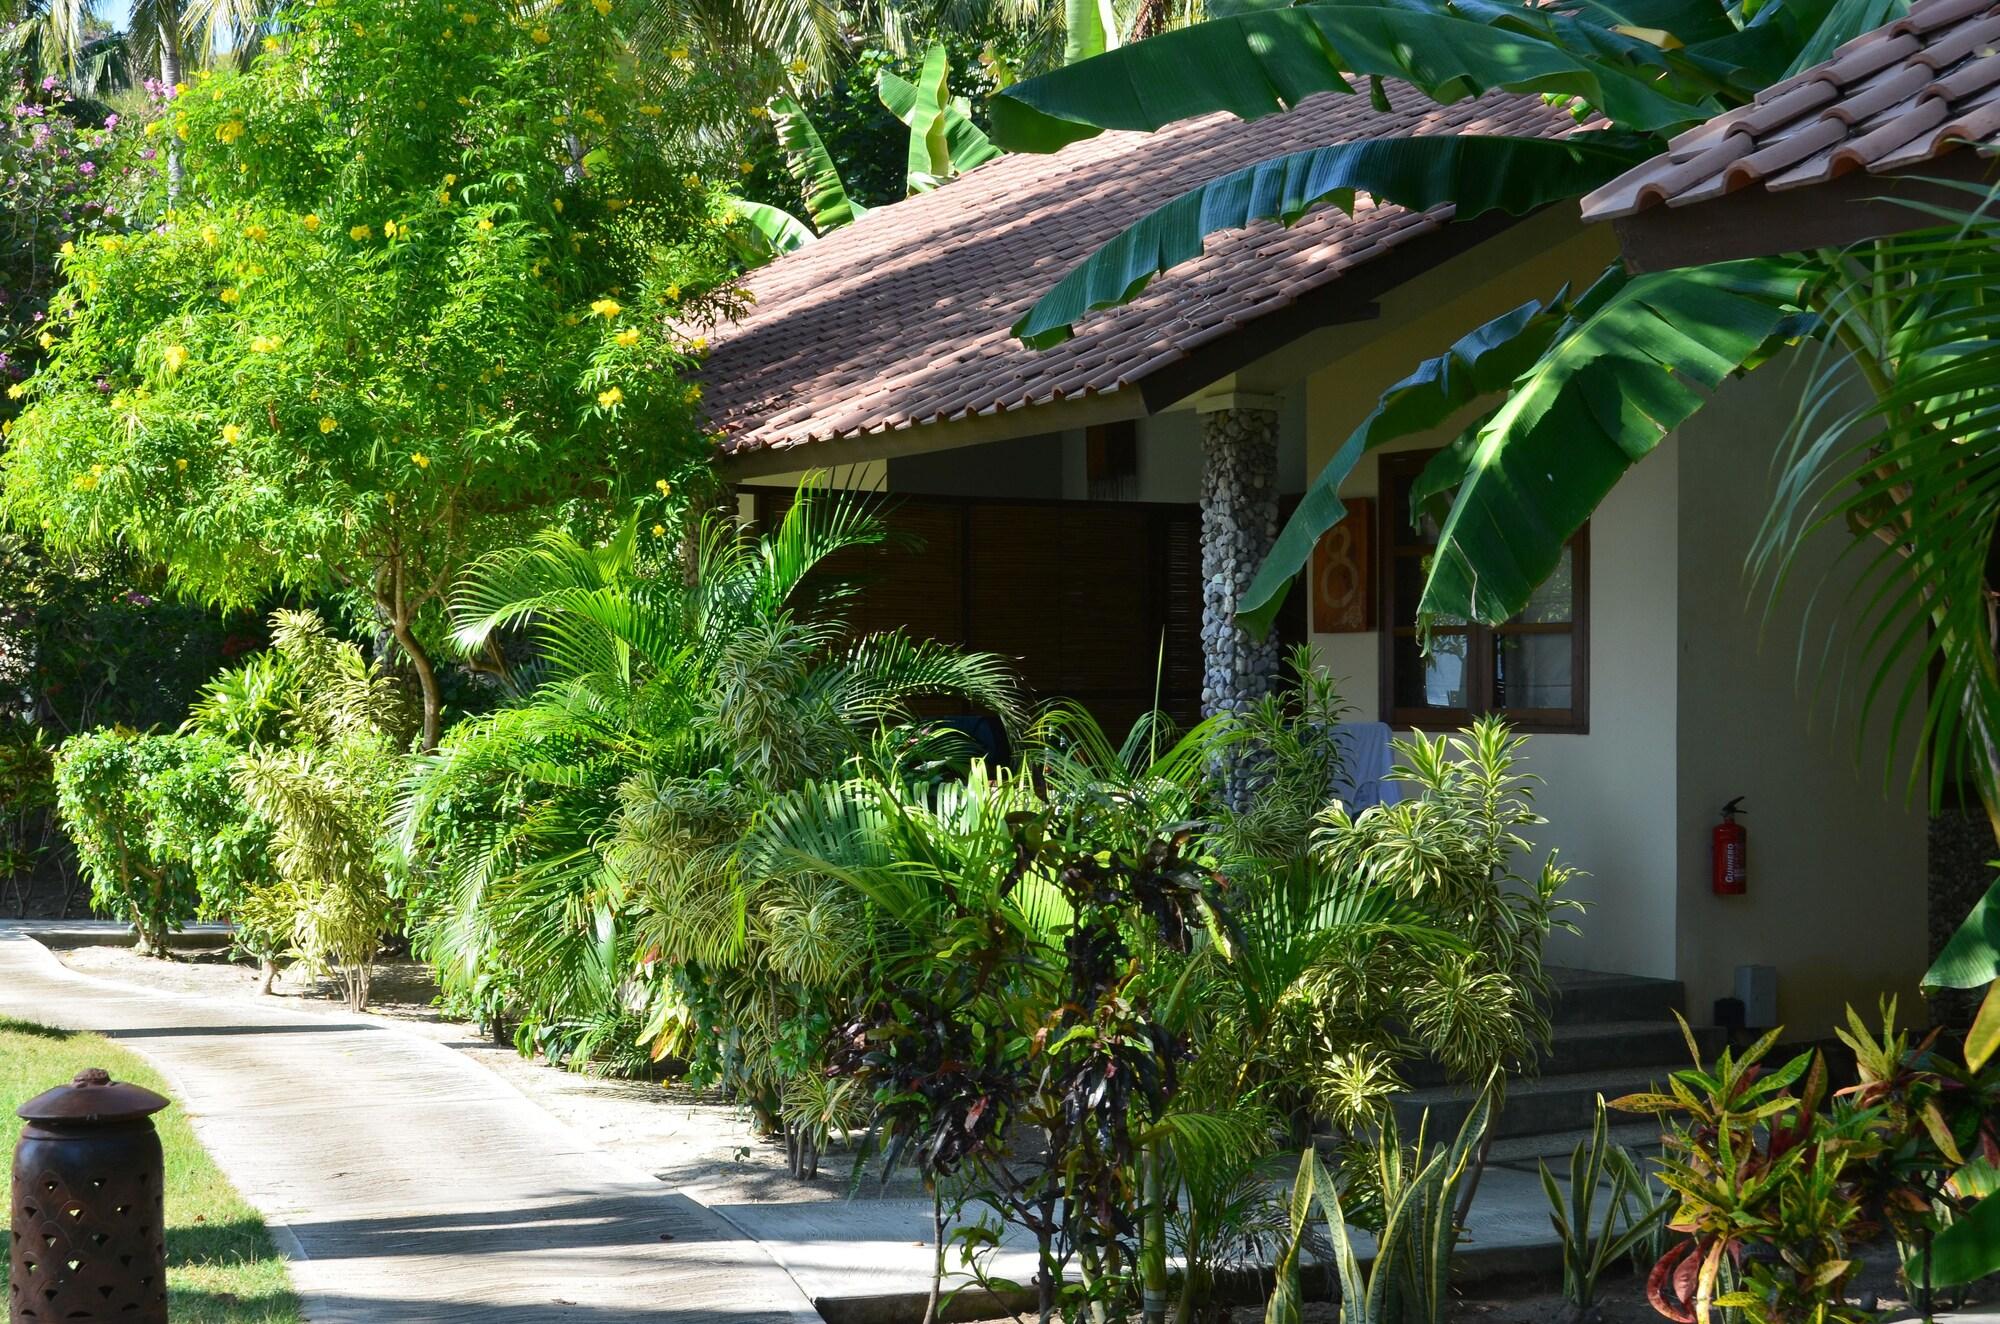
xmin=1583 ymin=0 xmax=2000 ymax=220
xmin=702 ymin=89 xmax=1574 ymax=458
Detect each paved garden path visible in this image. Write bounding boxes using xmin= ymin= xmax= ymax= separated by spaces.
xmin=0 ymin=929 xmax=823 ymax=1324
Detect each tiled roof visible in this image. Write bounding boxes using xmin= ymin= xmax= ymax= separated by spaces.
xmin=1582 ymin=0 xmax=2000 ymax=221
xmin=703 ymin=90 xmax=1573 ymax=460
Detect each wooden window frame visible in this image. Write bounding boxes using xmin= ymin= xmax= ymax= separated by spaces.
xmin=1376 ymin=450 xmax=1590 ymax=734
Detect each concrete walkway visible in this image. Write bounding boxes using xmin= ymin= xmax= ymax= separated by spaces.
xmin=0 ymin=928 xmax=822 ymax=1324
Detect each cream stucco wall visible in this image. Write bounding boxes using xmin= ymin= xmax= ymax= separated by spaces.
xmin=1289 ymin=216 xmax=1930 ymax=1028
xmin=1298 ymin=217 xmax=1680 ymax=981
xmin=1672 ymin=360 xmax=1929 ymax=1038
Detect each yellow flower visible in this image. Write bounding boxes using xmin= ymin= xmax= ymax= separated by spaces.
xmin=411 ymin=452 xmax=430 ymax=469
xmin=638 ymin=104 xmax=661 ymax=116
xmin=651 ymin=523 xmax=665 ymax=536
xmin=175 ymin=457 xmax=189 ymax=472
xmin=219 ymin=287 xmax=240 ymax=304
xmin=217 ymin=119 xmax=245 ymax=144
xmin=102 ymin=235 xmax=122 ymax=254
xmin=73 ymin=472 xmax=99 ymax=491
xmin=5 ymin=384 xmax=24 ymax=400
xmin=590 ymin=297 xmax=621 ymax=318
xmin=787 ymin=57 xmax=808 ymax=75
xmin=250 ymin=334 xmax=281 ymax=353
xmin=262 ymin=35 xmax=279 ymax=51
xmin=597 ymin=386 xmax=623 ymax=407
xmin=445 ymin=174 xmax=458 ymax=186
xmin=690 ymin=335 xmax=707 ymax=353
xmin=665 ymin=282 xmax=680 ymax=300
xmin=163 ymin=344 xmax=189 ymax=372
xmin=302 ymin=213 xmax=321 ymax=231
xmin=350 ymin=224 xmax=371 ymax=240
xmin=583 ymin=108 xmax=605 ymax=125
xmin=200 ymin=224 xmax=219 ymax=245
xmin=459 ymin=8 xmax=477 ymax=20
xmin=531 ymin=26 xmax=550 ymax=41
xmin=615 ymin=327 xmax=640 ymax=347
xmin=144 ymin=120 xmax=162 ymax=137
xmin=552 ymin=198 xmax=563 ymax=213
xmin=476 ymin=217 xmax=494 ymax=233
xmin=37 ymin=332 xmax=53 ymax=349
xmin=243 ymin=223 xmax=267 ymax=241
xmin=737 ymin=160 xmax=753 ymax=175
xmin=221 ymin=423 xmax=243 ymax=444
xmin=437 ymin=189 xmax=451 ymax=205
xmin=59 ymin=240 xmax=74 ymax=256
xmin=318 ymin=416 xmax=337 ymax=433
xmin=551 ymin=114 xmax=568 ymax=125
xmin=749 ymin=104 xmax=768 ymax=119
xmin=681 ymin=174 xmax=701 ymax=190
xmin=383 ymin=219 xmax=399 ymax=237
xmin=682 ymin=383 xmax=701 ymax=404
xmin=593 ymin=0 xmax=611 ymax=13
xmin=655 ymin=478 xmax=671 ymax=495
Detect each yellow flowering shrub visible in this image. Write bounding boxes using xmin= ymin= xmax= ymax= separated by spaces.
xmin=0 ymin=0 xmax=745 ymax=746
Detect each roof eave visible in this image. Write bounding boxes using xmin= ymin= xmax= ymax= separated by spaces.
xmin=717 ymin=203 xmax=1544 ymax=472
xmin=1610 ymin=150 xmax=2000 ymax=273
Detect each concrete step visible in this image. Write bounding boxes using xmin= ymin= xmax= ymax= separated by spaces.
xmin=1394 ymin=1067 xmax=1679 ymax=1143
xmin=1485 ymin=1120 xmax=1668 ymax=1168
xmin=1549 ymin=968 xmax=1686 ymax=1026
xmin=1403 ymin=1020 xmax=1722 ymax=1088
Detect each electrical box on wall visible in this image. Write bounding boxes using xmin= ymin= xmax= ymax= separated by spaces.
xmin=1736 ymin=964 xmax=1778 ymax=1029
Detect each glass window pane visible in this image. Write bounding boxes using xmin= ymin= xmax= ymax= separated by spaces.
xmin=1517 ymin=545 xmax=1574 ymax=625
xmin=1495 ymin=631 xmax=1572 ymax=711
xmin=1393 ymin=632 xmax=1469 ymax=710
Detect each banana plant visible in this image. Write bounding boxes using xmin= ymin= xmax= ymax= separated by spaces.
xmin=731 ymin=44 xmax=1003 ymax=262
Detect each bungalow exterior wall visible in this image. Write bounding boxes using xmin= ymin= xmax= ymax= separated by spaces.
xmin=736 ymin=212 xmax=1931 ymax=1041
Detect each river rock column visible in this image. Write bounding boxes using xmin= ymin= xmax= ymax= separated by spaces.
xmin=1198 ymin=400 xmax=1282 ymax=803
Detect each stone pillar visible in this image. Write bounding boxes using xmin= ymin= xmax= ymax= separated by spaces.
xmin=1198 ymin=401 xmax=1282 ymax=731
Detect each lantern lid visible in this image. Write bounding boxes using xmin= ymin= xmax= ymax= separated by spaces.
xmin=16 ymin=1068 xmax=169 ymax=1123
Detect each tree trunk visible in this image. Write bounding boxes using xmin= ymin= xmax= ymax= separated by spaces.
xmin=158 ymin=10 xmax=185 ymax=195
xmin=257 ymin=959 xmax=277 ymax=995
xmin=1140 ymin=1144 xmax=1169 ymax=1324
xmin=922 ymin=1186 xmax=946 ymax=1324
xmin=388 ymin=611 xmax=443 ymax=752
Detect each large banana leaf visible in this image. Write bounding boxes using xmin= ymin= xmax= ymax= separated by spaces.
xmin=1237 ymin=292 xmax=1576 ymax=630
xmin=990 ymin=1 xmax=1713 ymax=153
xmin=1065 ymin=0 xmax=1122 ymax=62
xmin=877 ymin=45 xmax=1003 ymax=195
xmin=771 ymin=95 xmax=867 ymax=232
xmin=1013 ymin=130 xmax=1657 ymax=347
xmin=1415 ymin=261 xmax=1804 ymax=625
xmin=728 ymin=197 xmax=818 ymax=259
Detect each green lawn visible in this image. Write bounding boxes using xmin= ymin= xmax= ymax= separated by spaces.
xmin=1 ymin=1019 xmax=302 ymax=1323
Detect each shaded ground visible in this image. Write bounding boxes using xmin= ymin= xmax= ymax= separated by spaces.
xmin=57 ymin=943 xmax=925 ymax=1204
xmin=5 ymin=933 xmax=823 ymax=1324
xmin=0 ymin=1017 xmax=302 ymax=1324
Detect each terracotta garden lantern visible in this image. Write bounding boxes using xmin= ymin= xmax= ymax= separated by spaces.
xmin=9 ymin=1068 xmax=170 ymax=1324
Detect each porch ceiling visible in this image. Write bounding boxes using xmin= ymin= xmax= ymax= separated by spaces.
xmin=701 ymin=88 xmax=1575 ymax=469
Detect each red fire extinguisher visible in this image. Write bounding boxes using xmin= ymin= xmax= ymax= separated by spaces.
xmin=1712 ymin=798 xmax=1747 ymax=895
